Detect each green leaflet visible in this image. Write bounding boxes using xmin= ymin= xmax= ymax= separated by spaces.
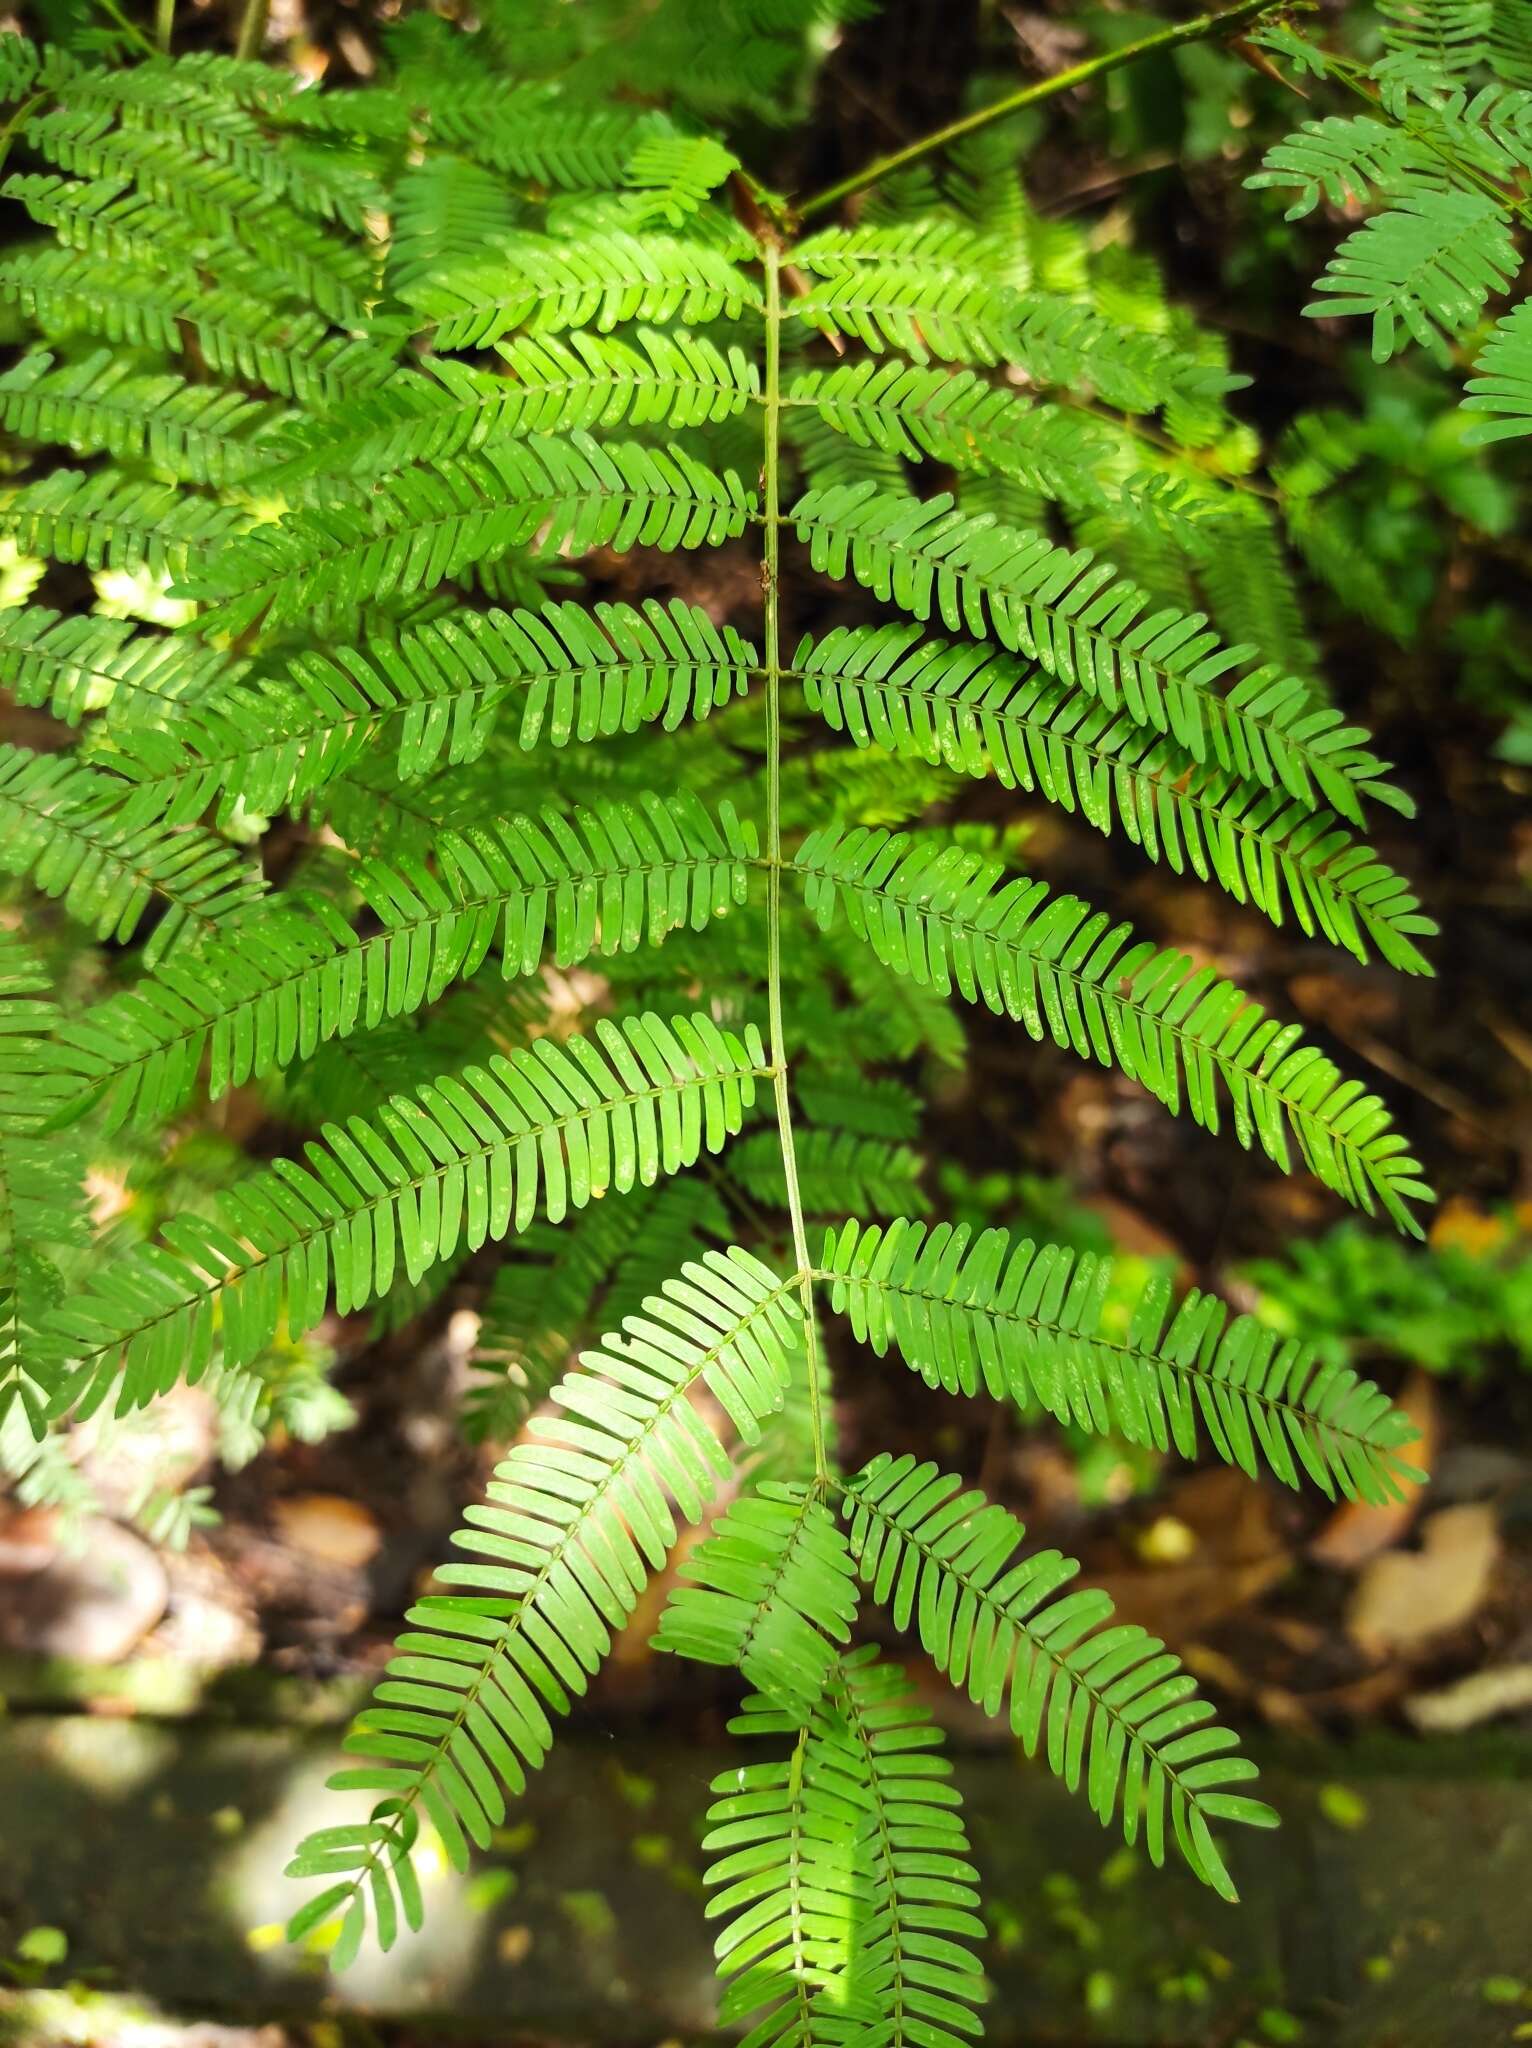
xmin=788 ymin=221 xmax=1241 ymax=415
xmin=653 ymin=1482 xmax=858 ymax=1720
xmin=0 ymin=246 xmax=391 ymax=403
xmin=251 ymin=329 xmax=760 ymax=499
xmin=797 ymin=622 xmax=1436 ymax=972
xmin=285 ymin=1244 xmax=803 ymax=1964
xmin=0 ymin=608 xmax=237 ymax=729
xmin=807 ymin=1649 xmax=988 ymax=2048
xmin=10 ymin=103 xmax=376 ymax=318
xmin=0 ymin=936 xmax=89 ymax=1436
xmin=34 ymin=1011 xmax=767 ymax=1421
xmin=795 ymin=822 xmax=1431 ymax=1234
xmin=0 ymin=743 xmax=261 ymax=964
xmin=841 ymin=1454 xmax=1279 ymax=1901
xmin=788 ymin=358 xmax=1200 ymax=539
xmin=97 ymin=599 xmax=757 ymax=822
xmin=1251 ymin=28 xmax=1532 ymax=414
xmin=790 ymin=481 xmax=1408 ymax=824
xmin=0 ymin=348 xmax=281 ymax=488
xmin=727 ymin=1126 xmax=930 ymax=1217
xmin=822 ymin=1217 xmax=1423 ymax=1504
xmin=412 ymin=228 xmax=761 ymax=348
xmin=705 ymin=1649 xmax=987 ymax=2048
xmin=1464 ymin=300 xmax=1532 ymax=441
xmin=0 ymin=466 xmax=247 ymax=579
xmin=1306 ymin=190 xmax=1518 ymax=364
xmin=181 ymin=434 xmax=757 ymax=636
xmin=46 ymin=791 xmax=757 ymax=1129
xmin=465 ymin=1176 xmax=730 ymax=1441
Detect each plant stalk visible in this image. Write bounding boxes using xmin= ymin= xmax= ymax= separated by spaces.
xmin=797 ymin=0 xmax=1283 ymax=221
xmin=234 ymin=0 xmax=269 ymax=62
xmin=155 ymin=0 xmax=175 ymax=52
xmin=761 ymin=240 xmax=830 ymax=1487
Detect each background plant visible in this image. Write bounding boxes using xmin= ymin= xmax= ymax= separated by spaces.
xmin=0 ymin=0 xmax=1477 ymax=2036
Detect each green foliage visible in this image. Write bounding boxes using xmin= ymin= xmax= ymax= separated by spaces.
xmin=842 ymin=1453 xmax=1277 ymax=1900
xmin=1246 ymin=1210 xmax=1532 ymax=1378
xmin=797 ymin=824 xmax=1428 ymax=1232
xmin=1251 ymin=15 xmax=1532 ymax=430
xmin=654 ymin=1483 xmax=858 ymax=1717
xmin=288 ymin=1245 xmax=802 ymax=1965
xmin=41 ymin=1011 xmax=765 ymax=1421
xmin=790 ymin=482 xmax=1406 ymax=823
xmin=0 ymin=2 xmax=1446 ymax=2033
xmin=823 ymin=1218 xmax=1422 ymax=1501
xmin=705 ymin=1649 xmax=986 ymax=2048
xmin=798 ymin=622 xmax=1434 ymax=968
xmin=45 ymin=792 xmax=755 ymax=1129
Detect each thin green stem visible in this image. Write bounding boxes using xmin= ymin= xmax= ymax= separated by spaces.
xmin=93 ymin=0 xmax=158 ymax=58
xmin=0 ymin=91 xmax=50 ymax=179
xmin=234 ymin=0 xmax=269 ymax=62
xmin=762 ymin=240 xmax=829 ymax=1488
xmin=796 ymin=0 xmax=1283 ymax=222
xmin=155 ymin=0 xmax=175 ymax=52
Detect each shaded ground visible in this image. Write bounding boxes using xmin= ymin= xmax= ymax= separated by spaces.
xmin=2 ymin=1713 xmax=1531 ymax=2047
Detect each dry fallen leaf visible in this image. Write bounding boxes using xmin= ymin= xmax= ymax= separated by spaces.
xmin=1346 ymin=1503 xmax=1499 ymax=1657
xmin=272 ymin=1493 xmax=382 ymax=1570
xmin=1405 ymin=1662 xmax=1532 ymax=1733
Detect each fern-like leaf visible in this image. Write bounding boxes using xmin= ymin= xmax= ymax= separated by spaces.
xmin=102 ymin=598 xmax=755 ymax=823
xmin=823 ymin=1216 xmax=1421 ymax=1503
xmin=797 ymin=623 xmax=1435 ymax=971
xmin=0 ymin=937 xmax=89 ymax=1435
xmin=1377 ymin=0 xmax=1492 ymax=74
xmin=1305 ymin=190 xmax=1519 ymax=363
xmin=36 ymin=1011 xmax=767 ymax=1419
xmin=254 ymin=331 xmax=759 ymax=499
xmin=810 ymin=1648 xmax=986 ymax=2048
xmin=0 ymin=467 xmax=246 ymax=578
xmin=1463 ymin=299 xmax=1532 ymax=440
xmin=284 ymin=1244 xmax=802 ymax=1965
xmin=841 ymin=1454 xmax=1278 ymax=1898
xmin=729 ymin=1127 xmax=929 ymax=1217
xmin=0 ymin=745 xmax=260 ymax=963
xmin=790 ymin=359 xmax=1170 ymax=529
xmin=47 ymin=792 xmax=755 ymax=1129
xmin=0 ymin=349 xmax=279 ymax=486
xmin=706 ymin=1648 xmax=986 ymax=2048
xmin=654 ymin=1482 xmax=858 ymax=1719
xmin=0 ymin=247 xmax=391 ymax=404
xmin=703 ymin=1707 xmax=867 ymax=2048
xmin=414 ymin=229 xmax=759 ymax=349
xmin=788 ymin=220 xmax=1034 ymax=364
xmin=795 ymin=823 xmax=1431 ymax=1234
xmin=467 ymin=1177 xmax=730 ymax=1440
xmin=0 ymin=608 xmax=233 ymax=729
xmin=791 ymin=483 xmax=1405 ymax=823
xmin=183 ymin=435 xmax=755 ymax=636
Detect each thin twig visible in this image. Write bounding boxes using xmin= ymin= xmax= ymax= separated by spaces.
xmin=795 ymin=0 xmax=1285 ymax=221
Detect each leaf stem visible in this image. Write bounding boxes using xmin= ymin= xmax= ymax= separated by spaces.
xmin=762 ymin=240 xmax=829 ymax=1487
xmin=796 ymin=0 xmax=1284 ymax=222
xmin=92 ymin=0 xmax=159 ymax=58
xmin=155 ymin=0 xmax=175 ymax=52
